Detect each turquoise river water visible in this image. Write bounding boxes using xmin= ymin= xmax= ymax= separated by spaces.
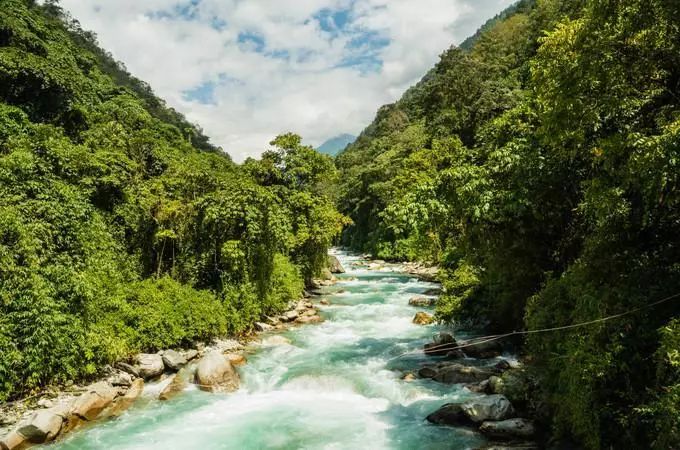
xmin=53 ymin=251 xmax=491 ymax=450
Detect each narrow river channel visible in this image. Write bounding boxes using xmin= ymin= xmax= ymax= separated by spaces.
xmin=54 ymin=251 xmax=490 ymax=449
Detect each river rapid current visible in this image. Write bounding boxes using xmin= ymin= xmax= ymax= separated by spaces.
xmin=54 ymin=250 xmax=492 ymax=450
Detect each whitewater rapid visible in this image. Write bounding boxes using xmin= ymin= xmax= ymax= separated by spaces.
xmin=53 ymin=250 xmax=487 ymax=449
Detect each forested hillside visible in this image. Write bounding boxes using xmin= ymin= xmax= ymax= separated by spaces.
xmin=336 ymin=0 xmax=680 ymax=448
xmin=0 ymin=0 xmax=344 ymax=402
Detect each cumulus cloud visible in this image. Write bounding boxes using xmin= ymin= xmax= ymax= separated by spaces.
xmin=58 ymin=0 xmax=515 ymax=161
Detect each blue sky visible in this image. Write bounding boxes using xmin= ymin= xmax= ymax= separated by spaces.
xmin=59 ymin=0 xmax=515 ymax=161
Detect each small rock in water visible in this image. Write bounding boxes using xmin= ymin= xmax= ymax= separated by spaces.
xmin=319 ymin=298 xmax=330 ymax=305
xmin=226 ymin=353 xmax=247 ymax=366
xmin=424 ymin=333 xmax=457 ymax=356
xmin=409 ymin=296 xmax=435 ymax=307
xmin=413 ymin=312 xmax=434 ymax=325
xmin=401 ymin=373 xmax=417 ymax=382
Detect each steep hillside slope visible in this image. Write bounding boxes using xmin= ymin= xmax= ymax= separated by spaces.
xmin=336 ymin=0 xmax=680 ymax=448
xmin=0 ymin=0 xmax=344 ymax=401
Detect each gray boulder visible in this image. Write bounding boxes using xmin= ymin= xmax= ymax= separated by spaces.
xmin=254 ymin=322 xmax=274 ymax=332
xmin=479 ymin=418 xmax=536 ymax=440
xmin=283 ymin=310 xmax=299 ymax=322
xmin=16 ymin=406 xmax=68 ymax=444
xmin=194 ymin=351 xmax=240 ymax=393
xmin=161 ymin=350 xmax=187 ymax=372
xmin=461 ymin=394 xmax=515 ymax=423
xmin=109 ymin=371 xmax=133 ymax=387
xmin=417 ymin=366 xmax=438 ymax=379
xmin=104 ymin=379 xmax=144 ymax=417
xmin=433 ymin=364 xmax=494 ymax=384
xmin=115 ymin=362 xmax=140 ymax=378
xmin=184 ymin=349 xmax=199 ymax=361
xmin=159 ymin=366 xmax=193 ymax=401
xmin=328 ymin=255 xmax=345 ymax=273
xmin=423 ymin=333 xmax=457 ymax=356
xmin=425 ymin=403 xmax=470 ymax=426
xmin=136 ymin=353 xmax=164 ymax=379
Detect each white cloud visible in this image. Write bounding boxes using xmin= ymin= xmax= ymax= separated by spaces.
xmin=59 ymin=0 xmax=515 ymax=161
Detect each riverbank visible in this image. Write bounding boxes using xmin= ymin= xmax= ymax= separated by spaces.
xmin=0 ymin=282 xmax=333 ymax=449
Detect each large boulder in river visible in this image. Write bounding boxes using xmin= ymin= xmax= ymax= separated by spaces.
xmin=426 ymin=403 xmax=471 ymax=427
xmin=426 ymin=395 xmax=515 ymax=427
xmin=0 ymin=431 xmax=30 ymax=450
xmin=71 ymin=382 xmax=120 ymax=421
xmin=194 ymin=351 xmax=240 ymax=393
xmin=479 ymin=418 xmax=536 ymax=440
xmin=461 ymin=394 xmax=515 ymax=423
xmin=61 ymin=382 xmax=122 ymax=434
xmin=160 ymin=367 xmax=192 ymax=401
xmin=136 ymin=353 xmax=165 ymax=379
xmin=413 ymin=312 xmax=434 ymax=325
xmin=432 ymin=363 xmax=494 ymax=384
xmin=161 ymin=350 xmax=187 ymax=372
xmin=105 ymin=379 xmax=144 ymax=417
xmin=15 ymin=405 xmax=69 ymax=444
xmin=423 ymin=333 xmax=457 ymax=356
xmin=328 ymin=255 xmax=345 ymax=273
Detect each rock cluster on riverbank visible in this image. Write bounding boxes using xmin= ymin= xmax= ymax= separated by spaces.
xmin=0 ymin=275 xmax=333 ymax=450
xmin=417 ymin=332 xmax=537 ymax=448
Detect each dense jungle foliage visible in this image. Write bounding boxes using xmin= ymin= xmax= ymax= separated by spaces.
xmin=0 ymin=0 xmax=345 ymax=402
xmin=336 ymin=0 xmax=680 ymax=448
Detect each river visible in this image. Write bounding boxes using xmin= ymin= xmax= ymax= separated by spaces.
xmin=53 ymin=250 xmax=490 ymax=449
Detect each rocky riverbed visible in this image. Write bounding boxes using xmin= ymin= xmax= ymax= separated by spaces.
xmin=2 ymin=251 xmax=538 ymax=450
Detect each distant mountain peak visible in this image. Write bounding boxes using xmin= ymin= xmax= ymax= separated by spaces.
xmin=317 ymin=134 xmax=356 ymax=156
